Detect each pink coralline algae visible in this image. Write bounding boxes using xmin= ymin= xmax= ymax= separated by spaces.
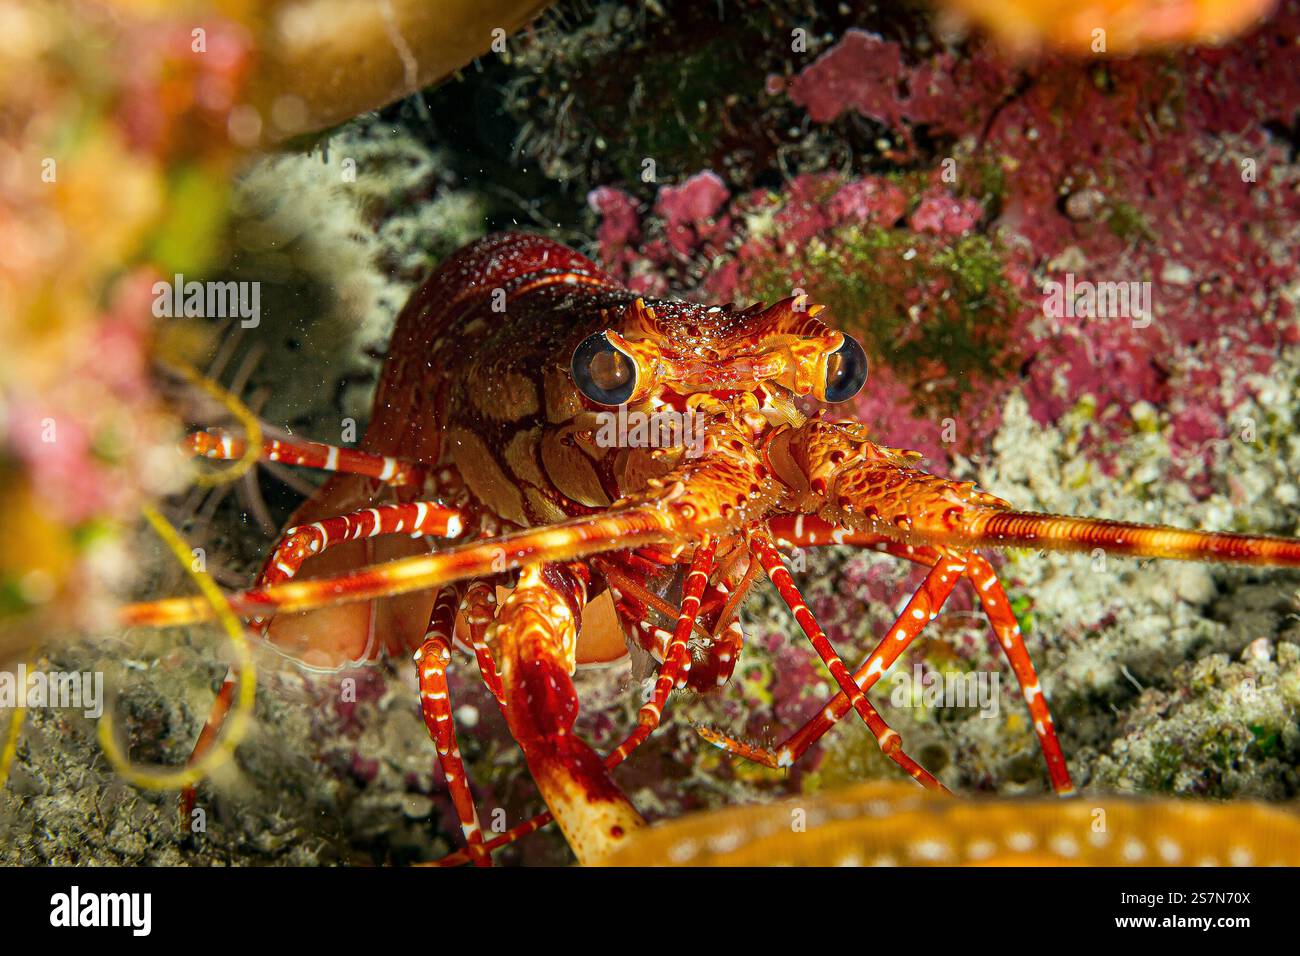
xmin=981 ymin=50 xmax=1299 ymax=465
xmin=828 ymin=178 xmax=908 ymax=228
xmin=780 ymin=30 xmax=963 ymax=131
xmin=909 ymin=189 xmax=983 ymax=236
xmin=588 ymin=186 xmax=640 ymax=263
xmin=654 ymin=170 xmax=731 ymax=256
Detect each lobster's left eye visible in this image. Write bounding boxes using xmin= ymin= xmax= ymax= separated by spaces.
xmin=823 ymin=335 xmax=868 ymax=403
xmin=571 ymin=332 xmax=639 ymax=405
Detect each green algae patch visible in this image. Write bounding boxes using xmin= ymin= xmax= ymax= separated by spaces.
xmin=747 ymin=225 xmax=1025 ymax=412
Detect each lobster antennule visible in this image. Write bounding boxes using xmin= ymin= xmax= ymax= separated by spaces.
xmin=961 ymin=510 xmax=1300 ymax=567
xmin=120 ymin=506 xmax=678 ymax=629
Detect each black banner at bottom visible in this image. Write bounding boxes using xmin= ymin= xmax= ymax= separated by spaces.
xmin=0 ymin=865 xmax=1287 ymax=944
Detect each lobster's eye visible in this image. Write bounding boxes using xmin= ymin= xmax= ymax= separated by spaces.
xmin=823 ymin=335 xmax=868 ymax=403
xmin=572 ymin=332 xmax=638 ymax=405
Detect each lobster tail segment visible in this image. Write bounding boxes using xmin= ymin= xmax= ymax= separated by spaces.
xmin=963 ymin=510 xmax=1300 ymax=568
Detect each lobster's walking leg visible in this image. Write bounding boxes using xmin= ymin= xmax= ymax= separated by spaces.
xmin=702 ymin=539 xmax=963 ymax=771
xmin=416 ymin=585 xmax=490 ymax=865
xmin=489 ymin=563 xmax=645 ymax=864
xmin=180 ymin=500 xmax=465 ymax=817
xmin=257 ymin=502 xmax=465 ymax=589
xmin=594 ymin=555 xmax=713 ymax=643
xmin=721 ymin=516 xmax=1074 ymax=793
xmin=460 ymin=580 xmax=505 ymax=708
xmin=964 ymin=553 xmax=1074 ymax=795
xmin=594 ymin=551 xmax=734 ymax=691
xmin=776 ymin=518 xmax=1073 ymax=791
xmin=609 ymin=537 xmax=718 ymax=762
xmin=185 ymin=428 xmax=422 ymax=487
xmin=746 ymin=529 xmax=946 ymax=791
xmin=694 ymin=555 xmax=761 ymax=689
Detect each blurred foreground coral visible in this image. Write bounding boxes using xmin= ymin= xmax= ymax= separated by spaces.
xmin=942 ymin=0 xmax=1278 ymax=53
xmin=0 ymin=0 xmax=548 ymax=653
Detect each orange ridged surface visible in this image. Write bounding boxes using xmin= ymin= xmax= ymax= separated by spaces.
xmin=598 ymin=781 xmax=1300 ymax=867
xmin=969 ymin=511 xmax=1300 ymax=565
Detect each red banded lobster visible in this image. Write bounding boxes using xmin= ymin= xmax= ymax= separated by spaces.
xmin=122 ymin=232 xmax=1300 ymax=865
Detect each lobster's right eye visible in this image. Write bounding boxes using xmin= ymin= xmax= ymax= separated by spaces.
xmin=571 ymin=332 xmax=638 ymax=405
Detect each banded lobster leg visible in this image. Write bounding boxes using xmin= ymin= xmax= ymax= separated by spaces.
xmin=459 ymin=579 xmax=506 ymax=709
xmin=185 ymin=428 xmax=423 ymax=488
xmin=180 ymin=500 xmax=465 ymax=817
xmin=123 ymin=506 xmax=682 ymax=628
xmin=703 ymin=515 xmax=1073 ymax=795
xmin=594 ymin=548 xmax=750 ymax=692
xmin=607 ymin=537 xmax=718 ymax=763
xmin=416 ymin=584 xmax=491 ymax=865
xmin=187 ymin=433 xmax=495 ymax=857
xmin=743 ymin=527 xmax=946 ymax=791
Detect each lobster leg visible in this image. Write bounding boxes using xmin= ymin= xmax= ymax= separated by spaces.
xmin=700 ymin=545 xmax=962 ymax=775
xmin=460 ymin=580 xmax=506 ymax=709
xmin=694 ymin=554 xmax=761 ymax=690
xmin=594 ymin=554 xmax=715 ymax=644
xmin=745 ymin=528 xmax=946 ymax=791
xmin=717 ymin=516 xmax=1074 ymax=794
xmin=416 ymin=585 xmax=490 ymax=865
xmin=122 ymin=506 xmax=679 ymax=627
xmin=608 ymin=537 xmax=718 ymax=763
xmin=704 ymin=542 xmax=962 ymax=767
xmin=259 ymin=502 xmax=465 ymax=587
xmin=964 ymin=553 xmax=1074 ymax=795
xmin=594 ymin=551 xmax=737 ymax=691
xmin=180 ymin=500 xmax=466 ymax=817
xmin=488 ymin=562 xmax=645 ymax=864
xmin=252 ymin=501 xmax=464 ymax=628
xmin=776 ymin=517 xmax=1074 ymax=793
xmin=185 ymin=428 xmax=422 ymax=487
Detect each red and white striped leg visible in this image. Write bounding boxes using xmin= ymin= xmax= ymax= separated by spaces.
xmin=965 ymin=553 xmax=1074 ymax=795
xmin=691 ymin=554 xmax=761 ymax=691
xmin=608 ymin=537 xmax=718 ymax=764
xmin=737 ymin=515 xmax=1073 ymax=794
xmin=416 ymin=585 xmax=490 ymax=865
xmin=700 ymin=532 xmax=962 ymax=773
xmin=258 ymin=501 xmax=465 ymax=591
xmin=459 ymin=580 xmax=506 ymax=709
xmin=595 ymin=553 xmax=714 ymax=648
xmin=251 ymin=501 xmax=465 ymax=628
xmin=431 ymin=811 xmax=552 ymax=868
xmin=185 ymin=429 xmax=422 ymax=486
xmin=124 ymin=507 xmax=679 ymax=629
xmin=181 ymin=500 xmax=465 ymax=816
xmin=598 ymin=549 xmax=748 ymax=693
xmin=745 ymin=528 xmax=947 ymax=792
